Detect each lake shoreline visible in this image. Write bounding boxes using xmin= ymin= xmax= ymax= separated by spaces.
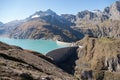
xmin=0 ymin=37 xmax=66 ymax=54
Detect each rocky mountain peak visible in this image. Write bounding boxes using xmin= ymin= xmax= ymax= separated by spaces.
xmin=93 ymin=9 xmax=102 ymax=14
xmin=76 ymin=10 xmax=97 ymax=21
xmin=77 ymin=10 xmax=93 ymax=16
xmin=30 ymin=9 xmax=57 ymax=19
xmin=103 ymin=0 xmax=120 ymax=20
xmin=61 ymin=14 xmax=76 ymax=22
xmin=112 ymin=0 xmax=120 ymax=11
xmin=73 ymin=0 xmax=120 ymax=22
xmin=45 ymin=9 xmax=56 ymax=15
xmin=104 ymin=7 xmax=110 ymax=14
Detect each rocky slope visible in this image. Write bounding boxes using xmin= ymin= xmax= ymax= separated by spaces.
xmin=9 ymin=18 xmax=84 ymax=42
xmin=0 ymin=41 xmax=77 ymax=80
xmin=75 ymin=36 xmax=120 ymax=80
xmin=63 ymin=1 xmax=120 ymax=39
xmin=57 ymin=36 xmax=120 ymax=80
xmin=0 ymin=20 xmax=24 ymax=36
xmin=73 ymin=19 xmax=120 ymax=38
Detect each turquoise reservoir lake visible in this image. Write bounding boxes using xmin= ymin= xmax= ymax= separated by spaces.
xmin=0 ymin=38 xmax=63 ymax=54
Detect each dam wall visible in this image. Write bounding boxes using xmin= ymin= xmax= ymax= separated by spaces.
xmin=46 ymin=47 xmax=78 ymax=63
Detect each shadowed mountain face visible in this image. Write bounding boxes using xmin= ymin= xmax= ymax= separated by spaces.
xmin=0 ymin=41 xmax=77 ymax=80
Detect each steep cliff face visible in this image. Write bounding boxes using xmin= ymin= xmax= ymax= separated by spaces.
xmin=0 ymin=41 xmax=77 ymax=80
xmin=74 ymin=36 xmax=120 ymax=80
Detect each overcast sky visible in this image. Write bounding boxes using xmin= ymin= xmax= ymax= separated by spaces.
xmin=0 ymin=0 xmax=118 ymax=23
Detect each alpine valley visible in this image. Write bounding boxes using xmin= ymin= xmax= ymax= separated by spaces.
xmin=0 ymin=1 xmax=120 ymax=80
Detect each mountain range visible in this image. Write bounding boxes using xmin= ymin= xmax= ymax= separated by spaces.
xmin=0 ymin=1 xmax=120 ymax=41
xmin=0 ymin=1 xmax=120 ymax=80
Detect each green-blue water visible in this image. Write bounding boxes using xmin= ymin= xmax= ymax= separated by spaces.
xmin=0 ymin=38 xmax=63 ymax=54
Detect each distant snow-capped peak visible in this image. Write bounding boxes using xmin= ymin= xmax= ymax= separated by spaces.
xmin=31 ymin=9 xmax=57 ymax=18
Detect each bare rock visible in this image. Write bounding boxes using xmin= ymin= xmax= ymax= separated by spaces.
xmin=75 ymin=37 xmax=120 ymax=80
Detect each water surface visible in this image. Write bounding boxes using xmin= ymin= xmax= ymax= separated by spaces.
xmin=0 ymin=38 xmax=63 ymax=54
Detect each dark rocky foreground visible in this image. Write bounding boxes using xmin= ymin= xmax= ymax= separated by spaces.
xmin=0 ymin=41 xmax=77 ymax=80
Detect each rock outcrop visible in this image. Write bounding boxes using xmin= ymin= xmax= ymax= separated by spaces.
xmin=56 ymin=36 xmax=120 ymax=80
xmin=76 ymin=37 xmax=120 ymax=80
xmin=0 ymin=41 xmax=77 ymax=80
xmin=74 ymin=36 xmax=120 ymax=79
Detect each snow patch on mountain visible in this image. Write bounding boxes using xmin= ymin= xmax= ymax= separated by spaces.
xmin=31 ymin=14 xmax=40 ymax=18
